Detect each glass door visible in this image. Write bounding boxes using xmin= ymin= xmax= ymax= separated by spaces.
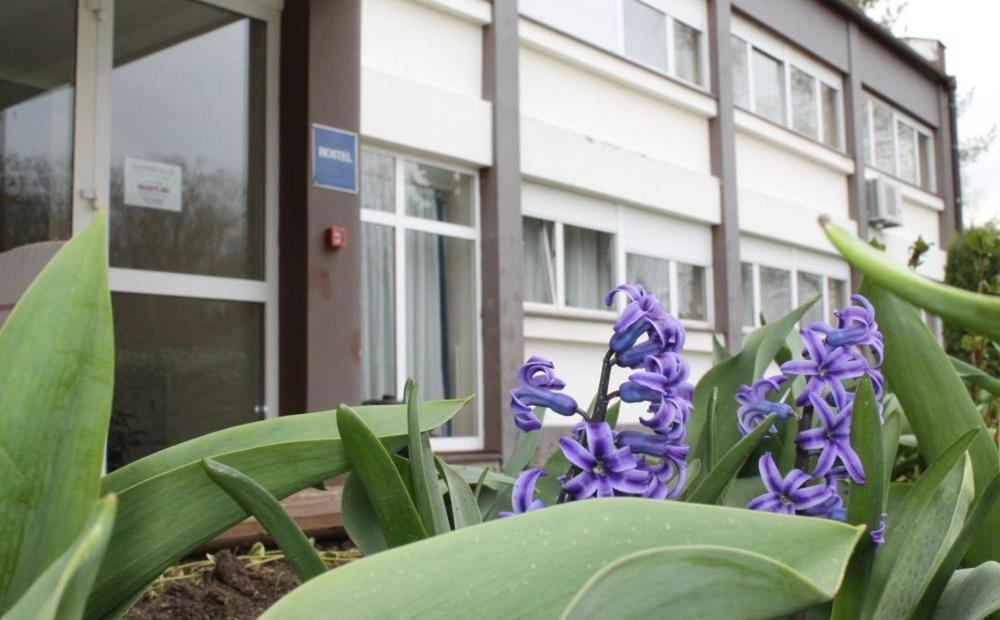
xmin=71 ymin=0 xmax=280 ymax=468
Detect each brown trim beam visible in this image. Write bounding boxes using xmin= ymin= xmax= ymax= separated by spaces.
xmin=843 ymin=21 xmax=869 ymax=290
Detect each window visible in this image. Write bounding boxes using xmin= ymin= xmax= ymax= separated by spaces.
xmin=821 ymin=84 xmax=841 ymax=148
xmin=866 ymin=96 xmax=935 ymax=191
xmin=626 ymin=255 xmax=709 ymax=323
xmin=742 ymin=263 xmax=847 ymax=329
xmin=826 ymin=277 xmax=847 ymax=322
xmin=921 ymin=310 xmax=943 ymax=344
xmin=523 ymin=217 xmax=615 ymax=313
xmin=523 ymin=217 xmax=556 ymax=304
xmin=752 ymin=49 xmax=786 ymax=125
xmin=741 ymin=263 xmax=755 ymax=328
xmin=797 ymin=271 xmax=823 ymax=325
xmin=622 ymin=0 xmax=668 ymax=72
xmin=791 ymin=67 xmax=818 ymax=140
xmin=673 ymin=20 xmax=702 ymax=86
xmin=677 ymin=262 xmax=707 ymax=321
xmin=360 ymin=150 xmax=479 ymax=443
xmin=759 ymin=266 xmax=791 ymax=324
xmin=731 ymin=36 xmax=750 ymax=108
xmin=627 ymin=254 xmax=671 ymax=309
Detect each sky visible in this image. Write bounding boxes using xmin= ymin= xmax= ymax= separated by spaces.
xmin=892 ymin=0 xmax=1000 ymax=226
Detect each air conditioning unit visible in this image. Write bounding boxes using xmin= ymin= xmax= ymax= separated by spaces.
xmin=866 ymin=177 xmax=903 ymax=229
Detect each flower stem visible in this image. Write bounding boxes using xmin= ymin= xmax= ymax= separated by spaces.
xmin=591 ymin=350 xmax=616 ymax=423
xmin=795 ymin=405 xmax=814 ymax=472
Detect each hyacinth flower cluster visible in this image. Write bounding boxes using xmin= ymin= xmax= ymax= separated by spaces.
xmin=504 ymin=284 xmax=694 ymax=513
xmin=739 ymin=295 xmax=886 ymax=541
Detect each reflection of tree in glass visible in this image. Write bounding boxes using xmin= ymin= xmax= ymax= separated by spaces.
xmin=0 ymin=154 xmax=72 ymax=252
xmin=108 ymin=154 xmax=262 ymax=279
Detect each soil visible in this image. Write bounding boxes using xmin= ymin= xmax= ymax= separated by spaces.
xmin=125 ymin=543 xmax=361 ymax=620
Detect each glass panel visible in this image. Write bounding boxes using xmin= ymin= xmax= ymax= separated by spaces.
xmin=108 ymin=294 xmax=262 ymax=469
xmin=821 ymin=84 xmax=840 ymax=148
xmin=919 ymin=133 xmax=935 ymax=191
xmin=827 ymin=277 xmax=846 ymax=322
xmin=752 ymin=49 xmax=786 ymax=125
xmin=760 ymin=266 xmax=791 ymax=324
xmin=791 ymin=67 xmax=818 ymax=139
xmin=564 ymin=224 xmax=614 ymax=310
xmin=110 ymin=2 xmax=265 ymax=279
xmin=741 ymin=262 xmax=755 ymax=328
xmin=0 ymin=0 xmax=75 ymax=253
xmin=897 ymin=120 xmax=917 ymax=184
xmin=523 ymin=217 xmax=556 ymax=304
xmin=925 ymin=312 xmax=943 ymax=343
xmin=361 ymin=223 xmax=396 ymax=403
xmin=626 ymin=254 xmax=670 ymax=309
xmin=406 ymin=231 xmax=477 ymax=437
xmin=405 ymin=161 xmax=474 ymax=226
xmin=361 ymin=150 xmax=395 ymax=213
xmin=873 ymin=101 xmax=895 ymax=173
xmin=677 ymin=262 xmax=707 ymax=321
xmin=622 ymin=0 xmax=668 ymax=72
xmin=731 ymin=36 xmax=750 ymax=108
xmin=673 ymin=21 xmax=702 ymax=85
xmin=797 ymin=271 xmax=823 ymax=325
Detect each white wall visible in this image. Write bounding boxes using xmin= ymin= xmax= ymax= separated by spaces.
xmin=865 ymin=170 xmax=947 ymax=280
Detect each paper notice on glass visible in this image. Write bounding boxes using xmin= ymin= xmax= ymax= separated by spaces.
xmin=124 ymin=157 xmax=183 ymax=212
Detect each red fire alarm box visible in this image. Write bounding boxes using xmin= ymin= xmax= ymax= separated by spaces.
xmin=326 ymin=226 xmax=348 ymax=249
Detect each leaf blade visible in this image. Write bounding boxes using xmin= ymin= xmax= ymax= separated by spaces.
xmin=685 ymin=413 xmax=778 ymax=505
xmin=435 ymin=457 xmax=483 ymax=529
xmin=405 ymin=381 xmax=450 ymax=536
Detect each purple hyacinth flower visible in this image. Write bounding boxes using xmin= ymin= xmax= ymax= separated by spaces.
xmin=780 ymin=328 xmax=869 ymax=406
xmin=811 ymin=294 xmax=884 ymax=368
xmin=509 ymin=356 xmax=579 ymax=432
xmin=499 ymin=468 xmax=547 ymax=517
xmin=619 ymin=431 xmax=689 ymax=499
xmin=797 ymin=392 xmax=865 ymax=484
xmin=605 ymin=285 xmax=685 ymax=356
xmin=736 ymin=375 xmax=793 ymax=437
xmin=620 ymin=353 xmax=694 ymax=435
xmin=747 ymin=453 xmax=832 ymax=515
xmin=559 ymin=422 xmax=650 ymax=499
xmin=800 ymin=466 xmax=848 ymax=521
xmin=870 ymin=513 xmax=887 ymax=548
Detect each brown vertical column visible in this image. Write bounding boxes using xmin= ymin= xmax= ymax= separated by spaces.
xmin=481 ymin=0 xmax=524 ymax=459
xmin=843 ymin=21 xmax=868 ymax=289
xmin=707 ymin=0 xmax=743 ymax=351
xmin=937 ymin=78 xmax=960 ymax=242
xmin=279 ymin=0 xmax=362 ymax=413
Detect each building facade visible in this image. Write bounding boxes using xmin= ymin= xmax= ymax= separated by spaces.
xmin=0 ymin=0 xmax=959 ymax=465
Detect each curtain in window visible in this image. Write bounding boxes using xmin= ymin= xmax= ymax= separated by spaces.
xmin=361 ymin=223 xmax=396 ymax=402
xmin=760 ymin=266 xmax=792 ymax=324
xmin=753 ymin=49 xmax=786 ymax=124
xmin=677 ymin=262 xmax=706 ymax=321
xmin=741 ymin=263 xmax=755 ymax=328
xmin=673 ymin=21 xmax=701 ymax=85
xmin=523 ymin=217 xmax=556 ymax=304
xmin=791 ymin=67 xmax=818 ymax=139
xmin=622 ymin=0 xmax=667 ymax=71
xmin=564 ymin=225 xmax=613 ymax=310
xmin=626 ymin=254 xmax=670 ymax=309
xmin=797 ymin=271 xmax=823 ymax=325
xmin=731 ymin=37 xmax=750 ymax=108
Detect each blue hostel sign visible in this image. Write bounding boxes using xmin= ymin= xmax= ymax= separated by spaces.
xmin=311 ymin=124 xmax=358 ymax=193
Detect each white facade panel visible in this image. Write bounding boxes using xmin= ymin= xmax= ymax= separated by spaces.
xmin=739 ymin=186 xmax=856 ymax=255
xmin=621 ymin=208 xmax=713 ymax=264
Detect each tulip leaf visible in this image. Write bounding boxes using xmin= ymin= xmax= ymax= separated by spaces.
xmin=563 ymin=546 xmax=833 ymax=619
xmin=824 ymin=218 xmax=1000 ymax=341
xmin=0 ymin=214 xmax=113 ymax=612
xmin=861 ymin=431 xmax=977 ymax=619
xmin=504 ymin=407 xmax=545 ymax=476
xmin=405 ymin=382 xmax=450 ymax=536
xmin=2 ymin=495 xmax=116 ymax=620
xmin=337 ymin=405 xmax=427 ymax=547
xmin=930 ymin=561 xmax=1000 ymax=620
xmin=860 ymin=282 xmax=1000 ymax=565
xmin=260 ymin=499 xmax=863 ymax=620
xmin=685 ymin=413 xmax=778 ymax=505
xmin=712 ymin=335 xmax=732 ymax=363
xmin=201 ymin=459 xmax=327 ymax=582
xmin=435 ymin=457 xmax=482 ymax=529
xmin=341 ymin=473 xmax=387 ymax=556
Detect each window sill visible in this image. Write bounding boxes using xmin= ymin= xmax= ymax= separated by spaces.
xmin=734 ymin=109 xmax=855 ymax=175
xmin=864 ymin=167 xmax=944 ymax=211
xmin=523 ymin=302 xmax=617 ymax=323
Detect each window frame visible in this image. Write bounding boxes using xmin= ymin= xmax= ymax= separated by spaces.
xmin=616 ymin=0 xmax=708 ymax=89
xmin=360 ymin=145 xmax=484 ymax=452
xmin=864 ymin=95 xmax=937 ymax=192
xmin=624 ymin=252 xmax=711 ymax=326
xmin=741 ymin=262 xmax=847 ymax=331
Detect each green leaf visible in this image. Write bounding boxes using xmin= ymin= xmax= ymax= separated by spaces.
xmin=563 ymin=546 xmax=836 ymax=619
xmin=337 ymin=405 xmax=427 ymax=547
xmin=0 ymin=214 xmax=113 ymax=612
xmin=712 ymin=335 xmax=732 ymax=363
xmin=604 ymin=400 xmax=621 ymax=430
xmin=824 ymin=219 xmax=1000 ymax=341
xmin=341 ymin=473 xmax=387 ymax=556
xmin=504 ymin=408 xmax=545 ymax=476
xmin=260 ymin=499 xmax=863 ymax=620
xmin=90 ymin=399 xmax=465 ymax=618
xmin=1 ymin=495 xmax=116 ymax=620
xmin=705 ymin=387 xmax=719 ymax=472
xmin=535 ymin=444 xmax=572 ymax=506
xmin=930 ymin=562 xmax=1000 ymax=620
xmin=449 ymin=465 xmax=515 ymax=491
xmin=951 ymin=355 xmax=1000 ymax=397
xmin=435 ymin=457 xmax=482 ymax=529
xmin=861 ymin=431 xmax=978 ymax=619
xmin=832 ymin=377 xmax=883 ymax=620
xmin=201 ymin=459 xmax=326 ymax=582
xmin=881 ymin=408 xmax=901 ymax=485
xmin=405 ymin=381 xmax=450 ymax=536
xmin=689 ymin=297 xmax=817 ymax=469
xmin=685 ymin=413 xmax=778 ymax=505
xmin=861 ymin=283 xmax=1000 ymax=565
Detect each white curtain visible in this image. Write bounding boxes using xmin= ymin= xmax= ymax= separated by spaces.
xmin=406 ymin=186 xmax=448 ymax=403
xmin=564 ymin=225 xmax=612 ymax=310
xmin=360 ymin=223 xmax=396 ymax=402
xmin=523 ymin=217 xmax=555 ymax=304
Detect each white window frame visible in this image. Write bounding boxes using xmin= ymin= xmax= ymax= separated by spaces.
xmin=71 ymin=0 xmax=281 ymax=426
xmin=624 ymin=252 xmax=712 ymax=328
xmin=864 ymin=95 xmax=937 ymax=192
xmin=741 ymin=262 xmax=847 ymax=331
xmin=360 ymin=145 xmax=484 ymax=452
xmin=616 ymin=0 xmax=708 ymax=89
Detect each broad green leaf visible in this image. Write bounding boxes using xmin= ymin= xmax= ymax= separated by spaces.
xmin=832 ymin=378 xmax=883 ymax=620
xmin=881 ymin=408 xmax=901 ymax=485
xmin=689 ymin=297 xmax=817 ymax=469
xmin=337 ymin=406 xmax=427 ymax=547
xmin=201 ymin=459 xmax=326 ymax=582
xmin=504 ymin=408 xmax=545 ymax=476
xmin=930 ymin=562 xmax=1000 ymax=620
xmin=449 ymin=465 xmax=515 ymax=490
xmin=261 ymin=499 xmax=863 ymax=620
xmin=824 ymin=219 xmax=1000 ymax=341
xmin=435 ymin=457 xmax=482 ymax=529
xmin=862 ymin=431 xmax=977 ymax=619
xmin=861 ymin=283 xmax=1000 ymax=565
xmin=89 ymin=399 xmax=464 ymax=618
xmin=0 ymin=214 xmax=113 ymax=611
xmin=563 ymin=546 xmax=834 ymax=619
xmin=720 ymin=476 xmax=765 ymax=508
xmin=405 ymin=382 xmax=450 ymax=536
xmin=778 ymin=416 xmax=799 ymax=474
xmin=341 ymin=473 xmax=387 ymax=556
xmin=2 ymin=495 xmax=116 ymax=620
xmin=685 ymin=413 xmax=778 ymax=505
xmin=951 ymin=355 xmax=1000 ymax=397
xmin=705 ymin=387 xmax=720 ymax=471
xmin=712 ymin=335 xmax=732 ymax=363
